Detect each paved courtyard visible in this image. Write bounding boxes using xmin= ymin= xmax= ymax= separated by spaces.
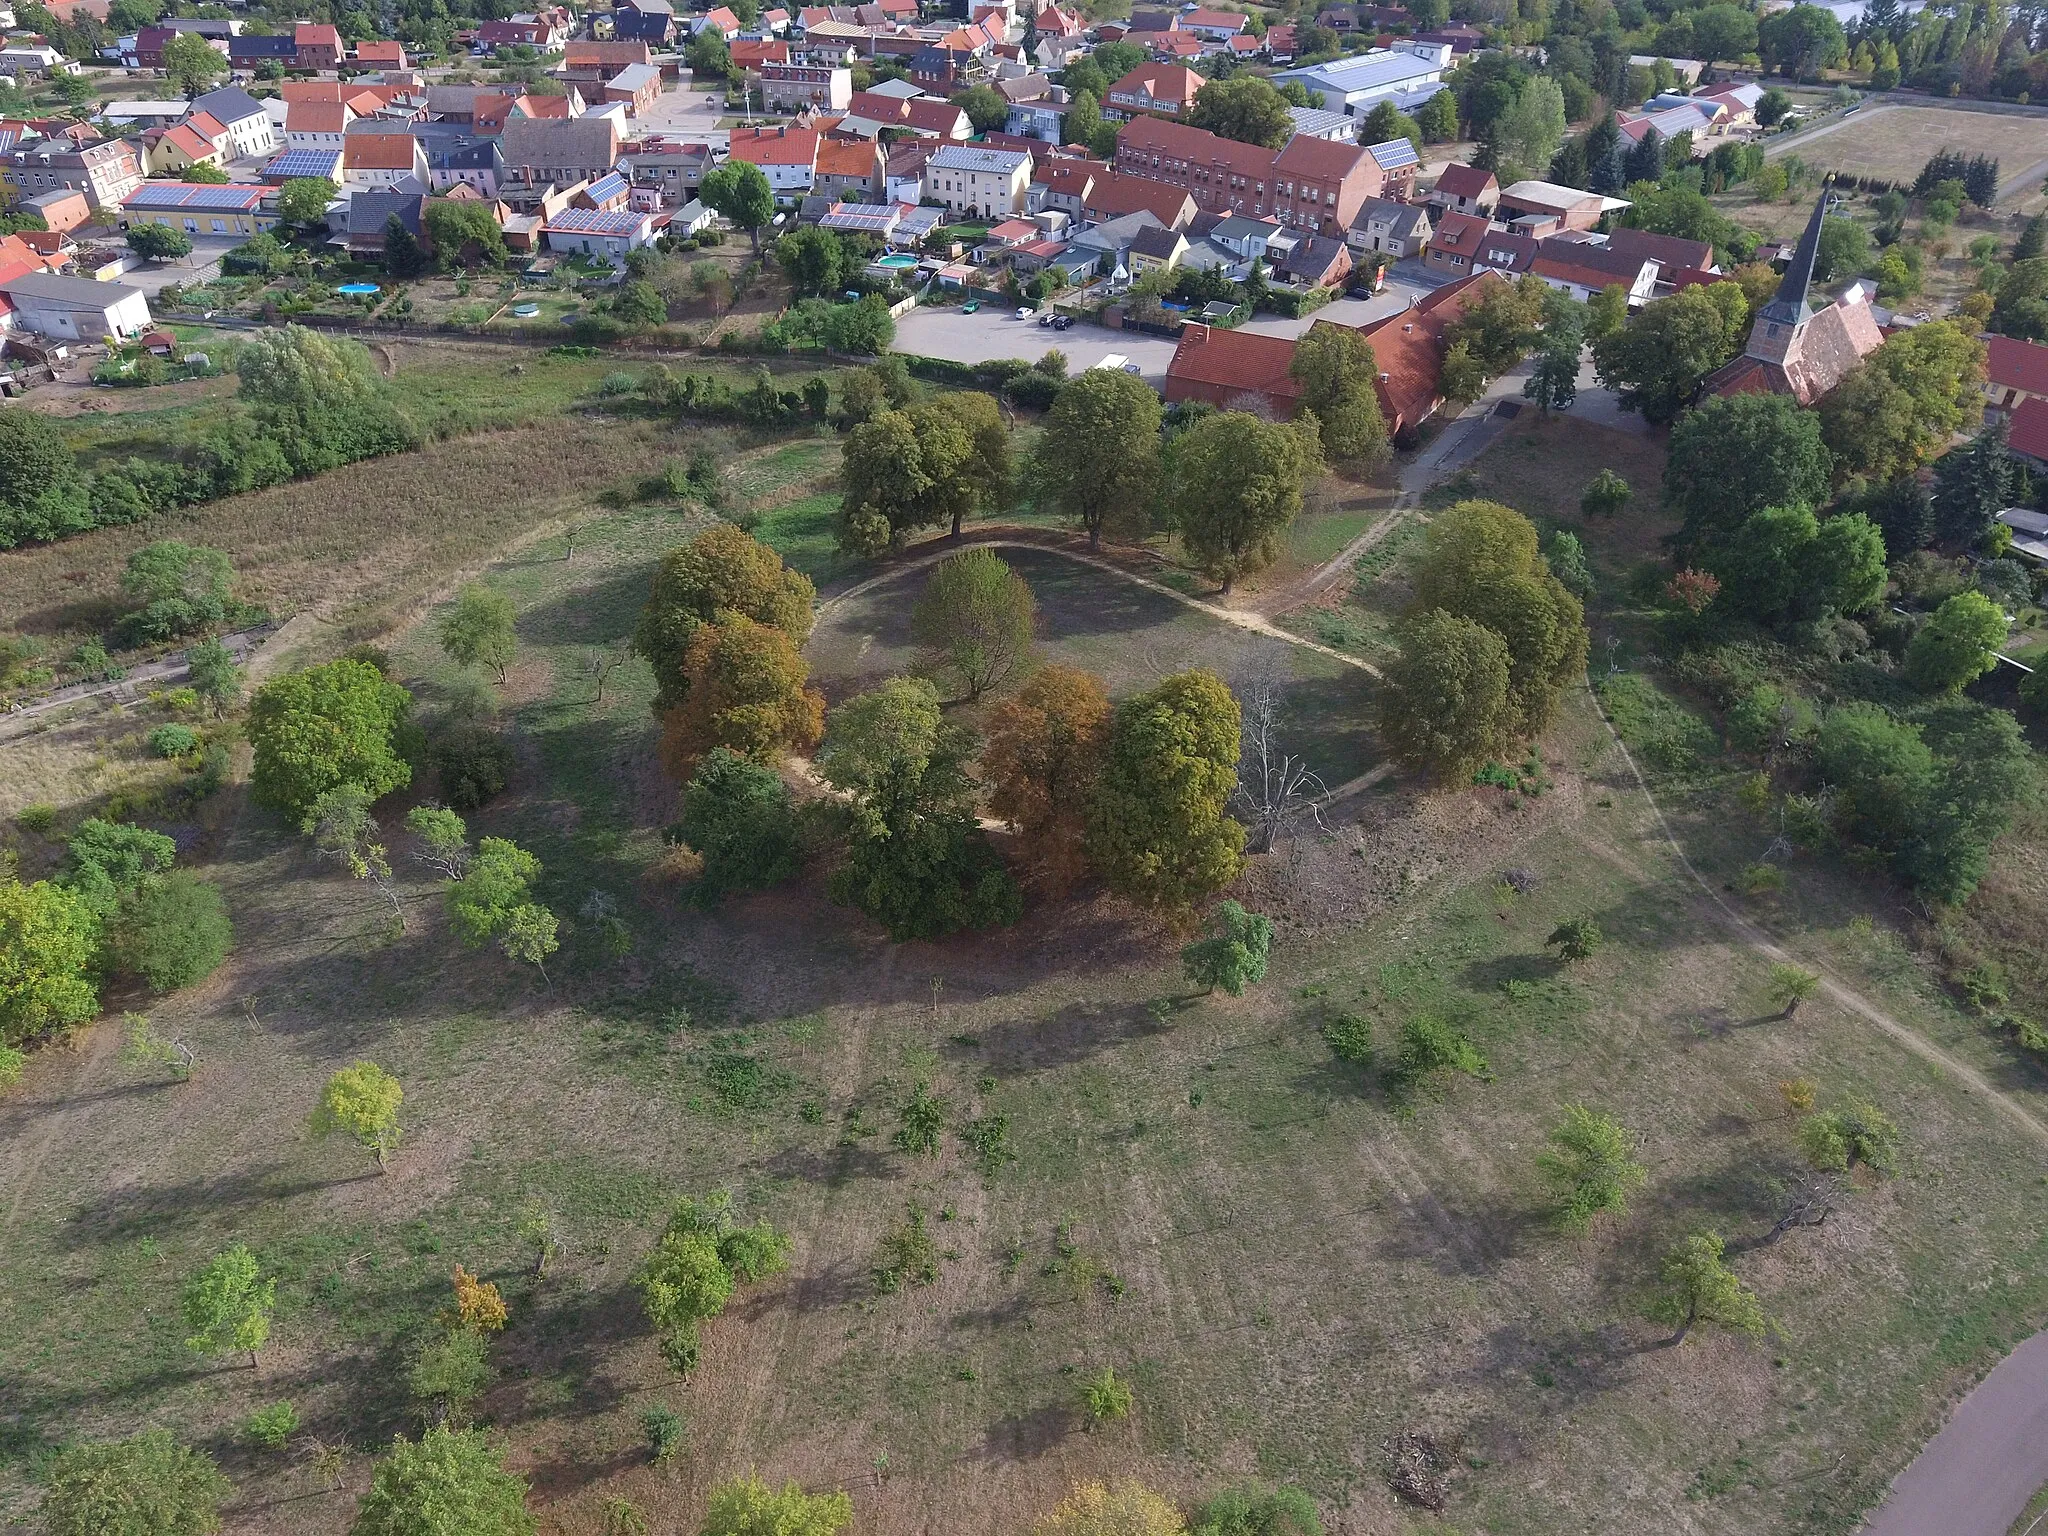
xmin=891 ymin=305 xmax=1180 ymax=382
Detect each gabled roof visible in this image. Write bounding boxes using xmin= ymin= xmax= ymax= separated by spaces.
xmin=1605 ymin=225 xmax=1711 ymax=272
xmin=498 ymin=114 xmax=620 ymax=169
xmin=187 ymin=86 xmax=268 ymax=127
xmin=1355 ymin=269 xmax=1503 ymax=427
xmin=344 ymin=131 xmax=423 ymax=169
xmin=1107 ymin=61 xmax=1201 ymax=105
xmin=161 ymin=123 xmax=219 ymax=161
xmin=929 ymin=143 xmax=1030 ymax=174
xmin=2012 ymin=397 xmax=2048 ymax=463
xmin=730 ymin=124 xmax=821 ymax=166
xmin=1433 ymin=162 xmax=1496 ymax=200
xmin=1167 ymin=321 xmax=1303 ymax=404
xmin=1986 ymin=334 xmax=2048 ymax=398
xmin=1129 ymin=225 xmax=1185 ymax=259
xmin=1271 ymin=132 xmax=1370 ymax=182
xmin=347 ymin=188 xmax=424 ymax=236
xmin=289 ymin=99 xmax=355 ymax=134
xmin=1364 ymin=137 xmax=1418 ymax=172
xmin=122 ymin=180 xmax=267 ymax=211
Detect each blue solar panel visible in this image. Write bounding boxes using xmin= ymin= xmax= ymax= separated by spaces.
xmin=1365 ymin=137 xmax=1419 ymax=170
xmin=583 ymin=171 xmax=627 ymax=201
xmin=547 ymin=207 xmax=644 ymax=235
xmin=264 ymin=150 xmax=342 ymax=178
xmin=126 ymin=182 xmax=267 ymax=209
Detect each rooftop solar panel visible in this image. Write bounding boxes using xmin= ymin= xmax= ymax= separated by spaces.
xmin=546 ymin=207 xmax=645 ymax=235
xmin=125 ymin=182 xmax=267 ymax=209
xmin=1365 ymin=137 xmax=1419 ymax=170
xmin=263 ymin=150 xmax=343 ymax=178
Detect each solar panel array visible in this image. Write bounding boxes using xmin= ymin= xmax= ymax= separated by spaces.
xmin=546 ymin=207 xmax=644 ymax=235
xmin=1365 ymin=137 xmax=1419 ymax=171
xmin=124 ymin=182 xmax=267 ymax=210
xmin=581 ymin=171 xmax=628 ymax=203
xmin=263 ymin=150 xmax=343 ymax=179
xmin=821 ymin=202 xmax=897 ymax=232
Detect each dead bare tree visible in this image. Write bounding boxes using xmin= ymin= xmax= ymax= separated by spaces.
xmin=1762 ymin=1173 xmax=1843 ymax=1245
xmin=1230 ymin=663 xmax=1329 ymax=854
xmin=585 ymin=638 xmax=632 ymax=704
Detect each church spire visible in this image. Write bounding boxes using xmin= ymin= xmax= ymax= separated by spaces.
xmin=1759 ymin=178 xmax=1833 ymax=328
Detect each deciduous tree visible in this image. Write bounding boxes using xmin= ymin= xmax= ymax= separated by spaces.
xmin=982 ymin=665 xmax=1110 ymax=892
xmin=303 ymin=784 xmax=404 ymax=931
xmin=1188 ymin=74 xmax=1293 ymax=147
xmin=909 ymin=547 xmax=1035 ymax=701
xmin=163 ymin=29 xmax=223 ymax=94
xmin=41 ymin=1430 xmax=230 ymax=1536
xmin=1181 ymin=900 xmax=1273 ymax=996
xmin=658 ymin=614 xmax=824 ymax=775
xmin=1290 ymin=323 xmax=1389 ymax=465
xmin=248 ymin=659 xmax=414 ymax=821
xmin=1591 ymin=282 xmax=1747 ymax=424
xmin=638 ymin=1195 xmax=791 ymax=1371
xmin=112 ymin=871 xmax=232 ymax=993
xmin=634 ymin=523 xmax=815 ymax=712
xmin=439 ymin=585 xmax=517 ymax=683
xmin=1031 ymin=369 xmax=1162 ymax=548
xmin=699 ymin=1474 xmax=854 ymax=1536
xmin=182 ymin=1245 xmax=275 ymax=1369
xmin=0 ymin=878 xmax=99 ymax=1048
xmin=312 ymin=1060 xmax=403 ymax=1172
xmin=1800 ymin=1099 xmax=1899 ymax=1174
xmin=1905 ymin=591 xmax=2008 ymax=694
xmin=1662 ymin=393 xmax=1832 ymax=540
xmin=1165 ymin=411 xmax=1319 ymax=593
xmin=1819 ymin=322 xmax=1986 ymax=483
xmin=352 ymin=1427 xmax=534 ymax=1536
xmin=699 ymin=160 xmax=774 ymax=251
xmin=675 ymin=748 xmax=805 ymax=902
xmin=1378 ymin=610 xmax=1514 ymax=781
xmin=1089 ymin=671 xmax=1244 ymax=916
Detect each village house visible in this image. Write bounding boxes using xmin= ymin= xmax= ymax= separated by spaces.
xmin=926 ymin=142 xmax=1031 ymax=218
xmin=1105 ymin=61 xmax=1201 ymax=120
xmin=120 ymin=179 xmax=275 ymax=237
xmin=1164 ymin=322 xmax=1304 ymax=413
xmin=1347 ymin=195 xmax=1430 ymax=259
xmin=6 ymin=137 xmax=141 ymax=211
xmin=1983 ymin=335 xmax=2048 ymax=415
xmin=1427 ymin=162 xmax=1498 ymax=219
xmin=729 ymin=124 xmax=822 ymax=199
xmin=1114 ymin=116 xmax=1385 ymax=236
xmin=759 ymin=62 xmax=853 ymax=112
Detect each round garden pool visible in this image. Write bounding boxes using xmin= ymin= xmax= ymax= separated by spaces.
xmin=336 ymin=283 xmax=381 ymax=295
xmin=872 ymin=254 xmax=919 ymax=270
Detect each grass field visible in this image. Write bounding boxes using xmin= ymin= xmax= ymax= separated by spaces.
xmin=8 ymin=435 xmax=2048 ymax=1535
xmin=1779 ymin=104 xmax=2048 ymax=198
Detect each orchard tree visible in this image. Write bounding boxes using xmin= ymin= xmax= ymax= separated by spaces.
xmin=182 ymin=1245 xmax=276 ymax=1369
xmin=1289 ymin=323 xmax=1389 ymax=465
xmin=638 ymin=1195 xmax=791 ymax=1371
xmin=1537 ymin=1106 xmax=1646 ymax=1230
xmin=405 ymin=806 xmax=472 ymax=880
xmin=440 ymin=585 xmax=517 ymax=684
xmin=1032 ymin=369 xmax=1162 ymax=548
xmin=675 ymin=748 xmax=805 ymax=903
xmin=0 ymin=878 xmax=100 ymax=1048
xmin=1650 ymin=1231 xmax=1766 ymax=1346
xmin=658 ymin=614 xmax=824 ymax=776
xmin=1546 ymin=915 xmax=1602 ymax=960
xmin=1166 ymin=411 xmax=1319 ymax=593
xmin=1181 ymin=900 xmax=1274 ymax=996
xmin=1378 ymin=610 xmax=1513 ymax=781
xmin=446 ymin=837 xmax=544 ymax=945
xmin=303 ymin=785 xmax=404 ymax=931
xmin=498 ymin=904 xmax=559 ymax=986
xmin=352 ymin=1427 xmax=534 ymax=1536
xmin=248 ymin=659 xmax=414 ymax=821
xmin=700 ymin=1474 xmax=853 ymax=1536
xmin=1768 ymin=962 xmax=1822 ymax=1018
xmin=909 ymin=547 xmax=1035 ymax=701
xmin=634 ymin=523 xmax=815 ymax=712
xmin=1089 ymin=670 xmax=1244 ymax=915
xmin=982 ymin=664 xmax=1110 ymax=893
xmin=699 ymin=160 xmax=775 ymax=252
xmin=312 ymin=1060 xmax=404 ymax=1172
xmin=1905 ymin=591 xmax=2008 ymax=694
xmin=1662 ymin=393 xmax=1832 ymax=541
xmin=41 ymin=1431 xmax=230 ymax=1536
xmin=1800 ymin=1098 xmax=1900 ymax=1174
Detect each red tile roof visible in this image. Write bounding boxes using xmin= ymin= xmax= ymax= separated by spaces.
xmin=1987 ymin=334 xmax=2048 ymax=399
xmin=1271 ymin=132 xmax=1370 ymax=182
xmin=814 ymin=137 xmax=878 ymax=177
xmin=730 ymin=124 xmax=821 ymax=166
xmin=344 ymin=132 xmax=422 ymax=169
xmin=1355 ymin=270 xmax=1504 ymax=430
xmin=1080 ymin=168 xmax=1195 ymax=226
xmin=1165 ymin=322 xmax=1304 ymax=407
xmin=1108 ymin=61 xmax=1201 ymax=107
xmin=1428 ymin=208 xmax=1488 ymax=253
xmin=2010 ymin=396 xmax=2048 ymax=462
xmin=1433 ymin=162 xmax=1495 ymax=201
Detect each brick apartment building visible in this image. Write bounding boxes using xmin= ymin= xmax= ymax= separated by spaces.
xmin=1113 ymin=115 xmax=1383 ymax=236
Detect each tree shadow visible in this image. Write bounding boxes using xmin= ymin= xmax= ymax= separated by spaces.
xmin=755 ymin=1141 xmax=901 ymax=1189
xmin=969 ymin=998 xmax=1174 ymax=1076
xmin=1462 ymin=1319 xmax=1655 ymax=1406
xmin=59 ymin=1165 xmax=352 ymax=1251
xmin=970 ymin=1400 xmax=1076 ymax=1463
xmin=1459 ymin=951 xmax=1563 ymax=993
xmin=1370 ymin=1190 xmax=1539 ymax=1279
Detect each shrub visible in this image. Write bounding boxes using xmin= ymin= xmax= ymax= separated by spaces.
xmin=0 ymin=1044 xmax=24 ymax=1094
xmin=148 ymin=723 xmax=201 ymax=758
xmin=1189 ymin=1485 xmax=1325 ymax=1536
xmin=111 ymin=871 xmax=233 ymax=993
xmin=1321 ymin=1012 xmax=1373 ymax=1066
xmin=41 ymin=1431 xmax=231 ymax=1536
xmin=1596 ymin=673 xmax=1718 ymax=775
xmin=1080 ymin=1366 xmax=1134 ymax=1426
xmin=432 ymin=725 xmax=514 ymax=812
xmin=245 ymin=1401 xmax=299 ymax=1450
xmin=1546 ymin=915 xmax=1602 ymax=961
xmin=1386 ymin=1014 xmax=1488 ymax=1103
xmin=642 ymin=1405 xmax=685 ymax=1464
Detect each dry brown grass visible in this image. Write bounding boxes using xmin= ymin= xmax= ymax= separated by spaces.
xmin=1786 ymin=105 xmax=2048 ymax=196
xmin=0 ymin=416 xmax=682 ymax=645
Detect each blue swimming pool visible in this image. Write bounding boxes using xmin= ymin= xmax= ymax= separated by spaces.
xmin=336 ymin=283 xmax=381 ymax=295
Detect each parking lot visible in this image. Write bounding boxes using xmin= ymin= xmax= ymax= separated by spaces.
xmin=891 ymin=304 xmax=1180 ymax=382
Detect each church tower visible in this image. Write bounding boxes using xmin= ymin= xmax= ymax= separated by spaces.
xmin=1743 ymin=183 xmax=1830 ymax=367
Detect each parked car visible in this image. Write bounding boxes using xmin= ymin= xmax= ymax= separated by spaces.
xmin=1014 ymin=306 xmax=1031 ymax=319
xmin=962 ymin=299 xmax=980 ymax=313
xmin=1037 ymin=312 xmax=1054 ymax=327
xmin=1051 ymin=315 xmax=1071 ymax=331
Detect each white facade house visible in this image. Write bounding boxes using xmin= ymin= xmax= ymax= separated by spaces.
xmin=0 ymin=272 xmax=151 ymax=341
xmin=186 ymin=87 xmax=283 ymax=159
xmin=926 ymin=143 xmax=1031 ymax=218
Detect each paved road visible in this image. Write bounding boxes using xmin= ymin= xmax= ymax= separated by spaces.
xmin=891 ymin=306 xmax=1180 ymax=382
xmin=1858 ymin=1334 xmax=2048 ymax=1535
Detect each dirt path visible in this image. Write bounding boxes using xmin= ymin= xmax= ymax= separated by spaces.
xmin=819 ymin=534 xmax=1383 ymax=679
